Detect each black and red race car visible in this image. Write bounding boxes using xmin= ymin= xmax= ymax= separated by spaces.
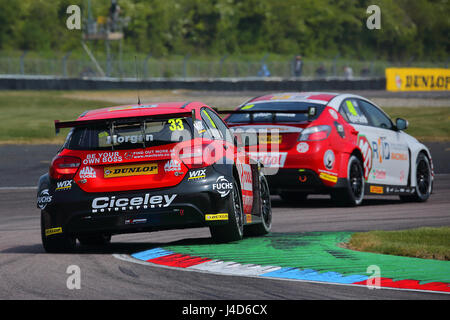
xmin=37 ymin=102 xmax=272 ymax=252
xmin=223 ymin=92 xmax=433 ymax=206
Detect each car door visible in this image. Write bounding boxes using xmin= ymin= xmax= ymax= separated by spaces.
xmin=201 ymin=107 xmax=254 ymax=216
xmin=339 ymin=98 xmax=409 ymax=187
xmin=357 ymin=99 xmax=410 ymax=186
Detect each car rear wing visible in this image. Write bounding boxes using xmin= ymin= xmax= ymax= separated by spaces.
xmin=54 ymin=110 xmax=195 ymax=135
xmin=215 ymin=106 xmax=317 ymax=122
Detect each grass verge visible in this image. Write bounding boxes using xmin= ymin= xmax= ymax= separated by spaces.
xmin=383 ymin=107 xmax=450 ymax=142
xmin=347 ymin=227 xmax=450 ymax=261
xmin=0 ymin=90 xmax=448 ymax=144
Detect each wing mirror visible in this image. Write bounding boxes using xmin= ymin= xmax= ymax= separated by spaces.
xmin=395 ymin=118 xmax=408 ymax=131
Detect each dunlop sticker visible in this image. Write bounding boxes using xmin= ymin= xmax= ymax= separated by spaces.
xmin=104 ymin=163 xmax=158 ymax=178
xmin=45 ymin=227 xmax=62 ymax=237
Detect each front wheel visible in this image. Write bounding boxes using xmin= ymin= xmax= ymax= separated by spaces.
xmin=400 ymin=153 xmax=432 ymax=202
xmin=331 ymin=155 xmax=365 ymax=207
xmin=210 ymin=180 xmax=244 ymax=243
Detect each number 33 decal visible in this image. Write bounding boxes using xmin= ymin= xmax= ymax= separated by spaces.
xmin=168 ymin=118 xmax=184 ymax=131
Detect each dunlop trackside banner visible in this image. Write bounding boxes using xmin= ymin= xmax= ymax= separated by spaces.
xmin=386 ymin=68 xmax=450 ymax=91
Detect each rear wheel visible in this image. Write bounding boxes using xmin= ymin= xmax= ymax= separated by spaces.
xmin=400 ymin=153 xmax=432 ymax=202
xmin=41 ymin=211 xmax=76 ymax=253
xmin=210 ymin=180 xmax=244 ymax=243
xmin=331 ymin=155 xmax=364 ymax=206
xmin=244 ymin=175 xmax=272 ymax=236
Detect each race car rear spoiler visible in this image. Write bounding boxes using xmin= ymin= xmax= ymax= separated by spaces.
xmin=54 ymin=110 xmax=194 ymax=135
xmin=215 ymin=106 xmax=317 ymax=122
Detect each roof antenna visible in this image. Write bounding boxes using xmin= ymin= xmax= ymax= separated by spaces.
xmin=134 ymin=55 xmax=141 ymax=105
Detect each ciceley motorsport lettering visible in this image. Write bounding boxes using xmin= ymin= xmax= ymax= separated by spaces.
xmin=92 ymin=194 xmax=177 ymax=213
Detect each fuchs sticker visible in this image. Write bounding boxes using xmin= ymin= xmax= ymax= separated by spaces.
xmin=213 ymin=176 xmax=233 ymax=197
xmin=296 ymin=142 xmax=309 ymax=153
xmin=104 ymin=163 xmax=158 ymax=178
xmin=92 ymin=194 xmax=177 ymax=213
xmin=188 ymin=169 xmax=206 ymax=180
xmin=164 ymin=160 xmax=181 ymax=172
xmin=79 ymin=166 xmax=96 ymax=179
xmin=55 ymin=180 xmax=72 ymax=191
xmin=37 ymin=189 xmax=52 ymax=209
xmin=323 ymin=150 xmax=335 ymax=170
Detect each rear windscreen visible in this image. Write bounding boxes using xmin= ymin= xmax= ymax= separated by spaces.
xmin=226 ymin=102 xmax=324 ymax=123
xmin=65 ymin=117 xmax=193 ymax=150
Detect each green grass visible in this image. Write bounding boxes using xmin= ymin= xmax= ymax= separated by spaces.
xmin=383 ymin=107 xmax=450 ymax=142
xmin=0 ymin=90 xmax=448 ymax=144
xmin=0 ymin=91 xmax=113 ymax=144
xmin=347 ymin=227 xmax=450 ymax=261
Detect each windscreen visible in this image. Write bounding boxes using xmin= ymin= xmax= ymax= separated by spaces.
xmin=65 ymin=117 xmax=193 ymax=150
xmin=226 ymin=102 xmax=325 ymax=123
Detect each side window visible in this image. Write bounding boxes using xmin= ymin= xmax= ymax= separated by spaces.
xmin=358 ymin=100 xmax=393 ymax=130
xmin=205 ymin=108 xmax=234 ymax=143
xmin=339 ymin=99 xmax=369 ymax=125
xmin=201 ymin=108 xmax=222 ymax=140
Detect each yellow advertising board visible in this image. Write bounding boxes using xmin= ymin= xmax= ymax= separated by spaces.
xmin=386 ymin=68 xmax=450 ymax=91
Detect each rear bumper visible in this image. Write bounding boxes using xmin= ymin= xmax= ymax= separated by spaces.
xmin=266 ymin=168 xmax=347 ymax=194
xmin=39 ymin=166 xmax=233 ymax=237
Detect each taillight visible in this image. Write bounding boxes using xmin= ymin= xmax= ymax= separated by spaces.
xmin=49 ymin=156 xmax=81 ymax=180
xmin=298 ymin=125 xmax=331 ymax=141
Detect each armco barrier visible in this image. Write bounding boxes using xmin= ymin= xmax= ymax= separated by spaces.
xmin=0 ymin=75 xmax=385 ymax=91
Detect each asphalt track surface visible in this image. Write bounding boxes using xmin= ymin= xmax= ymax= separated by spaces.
xmin=0 ymin=144 xmax=449 ymax=300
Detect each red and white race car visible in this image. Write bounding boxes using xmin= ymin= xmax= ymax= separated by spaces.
xmin=223 ymin=92 xmax=434 ymax=206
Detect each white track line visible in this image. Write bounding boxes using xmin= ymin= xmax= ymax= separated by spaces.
xmin=0 ymin=186 xmax=37 ymax=190
xmin=112 ymin=254 xmax=450 ymax=296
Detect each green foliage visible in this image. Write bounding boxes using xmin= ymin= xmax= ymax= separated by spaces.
xmin=0 ymin=0 xmax=448 ymax=60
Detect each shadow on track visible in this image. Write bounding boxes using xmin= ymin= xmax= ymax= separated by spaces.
xmin=0 ymin=235 xmax=216 ymax=255
xmin=270 ymin=195 xmax=402 ymax=208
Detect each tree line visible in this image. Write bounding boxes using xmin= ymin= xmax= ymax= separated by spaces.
xmin=0 ymin=0 xmax=448 ymax=61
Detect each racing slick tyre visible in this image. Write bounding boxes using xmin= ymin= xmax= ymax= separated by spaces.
xmin=41 ymin=211 xmax=76 ymax=253
xmin=331 ymin=155 xmax=364 ymax=207
xmin=279 ymin=192 xmax=308 ymax=203
xmin=400 ymin=153 xmax=432 ymax=202
xmin=78 ymin=234 xmax=112 ymax=246
xmin=244 ymin=175 xmax=272 ymax=237
xmin=210 ymin=180 xmax=244 ymax=243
